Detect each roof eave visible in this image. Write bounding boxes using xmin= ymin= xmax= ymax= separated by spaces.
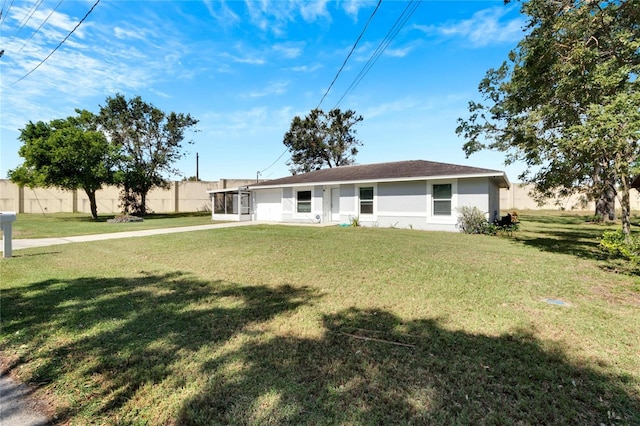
xmin=248 ymin=172 xmax=510 ymax=190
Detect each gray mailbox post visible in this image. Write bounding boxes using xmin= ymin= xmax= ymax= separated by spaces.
xmin=0 ymin=211 xmax=17 ymax=258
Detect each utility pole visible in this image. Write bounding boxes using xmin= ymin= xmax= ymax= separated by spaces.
xmin=196 ymin=152 xmax=199 ymax=181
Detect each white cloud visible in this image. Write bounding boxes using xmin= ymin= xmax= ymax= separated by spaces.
xmin=299 ymin=0 xmax=330 ymax=22
xmin=229 ymin=55 xmax=267 ymax=65
xmin=384 ymin=46 xmax=414 ymax=58
xmin=273 ymin=43 xmax=304 ymax=59
xmin=289 ymin=64 xmax=323 ymax=72
xmin=244 ymin=0 xmax=334 ymax=35
xmin=340 ymin=0 xmax=368 ymax=21
xmin=203 ymin=0 xmax=240 ymax=25
xmin=243 ymin=81 xmax=289 ymax=98
xmin=414 ymin=6 xmax=525 ymax=47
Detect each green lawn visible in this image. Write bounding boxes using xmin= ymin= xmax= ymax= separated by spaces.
xmin=5 ymin=211 xmax=215 ymax=239
xmin=1 ymin=214 xmax=638 ymax=424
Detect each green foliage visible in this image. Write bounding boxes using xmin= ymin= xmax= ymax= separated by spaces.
xmin=8 ymin=111 xmax=117 ymax=219
xmin=456 ymin=206 xmax=490 ymax=234
xmin=97 ymin=93 xmax=198 ymax=215
xmin=456 ymin=207 xmax=520 ymax=235
xmin=600 ymin=230 xmax=640 ymax=264
xmin=283 ymin=108 xmax=363 ymax=174
xmin=349 ymin=215 xmax=361 ymax=227
xmin=457 ymin=0 xmax=640 ymax=239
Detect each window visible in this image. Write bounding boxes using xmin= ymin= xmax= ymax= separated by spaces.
xmin=359 ymin=187 xmax=374 ymax=215
xmin=297 ymin=190 xmax=312 ymax=213
xmin=433 ymin=184 xmax=452 ymax=216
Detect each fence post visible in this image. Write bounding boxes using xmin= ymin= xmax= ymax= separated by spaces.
xmin=18 ymin=186 xmax=24 ymax=213
xmin=174 ymin=181 xmax=179 ymax=213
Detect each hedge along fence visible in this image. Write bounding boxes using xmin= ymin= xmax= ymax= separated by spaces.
xmin=0 ymin=179 xmax=257 ymax=214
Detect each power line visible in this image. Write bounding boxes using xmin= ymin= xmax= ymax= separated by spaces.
xmin=13 ymin=0 xmax=44 ymax=38
xmin=260 ymin=1 xmax=382 ymax=175
xmin=12 ymin=0 xmax=100 ymax=85
xmin=18 ymin=0 xmax=65 ymax=53
xmin=259 ymin=147 xmax=288 ymax=175
xmin=316 ymin=0 xmax=381 ymax=109
xmin=334 ymin=0 xmax=421 ymax=108
xmin=0 ymin=0 xmax=16 ymax=28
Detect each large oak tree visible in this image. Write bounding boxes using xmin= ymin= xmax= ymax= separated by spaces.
xmin=457 ymin=0 xmax=639 ymax=239
xmin=283 ymin=108 xmax=364 ymax=174
xmin=9 ymin=110 xmax=117 ymax=219
xmin=98 ymin=94 xmax=198 ymax=215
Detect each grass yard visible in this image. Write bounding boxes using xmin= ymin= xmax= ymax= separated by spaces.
xmin=4 ymin=211 xmax=215 ymax=239
xmin=1 ymin=213 xmax=639 ymax=424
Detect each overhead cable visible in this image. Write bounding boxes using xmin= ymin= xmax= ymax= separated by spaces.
xmin=18 ymin=0 xmax=65 ymax=53
xmin=334 ymin=0 xmax=421 ymax=108
xmin=12 ymin=0 xmax=100 ymax=85
xmin=13 ymin=0 xmax=44 ymax=37
xmin=0 ymin=0 xmax=15 ymax=27
xmin=259 ymin=0 xmax=384 ymax=175
xmin=316 ymin=0 xmax=382 ymax=109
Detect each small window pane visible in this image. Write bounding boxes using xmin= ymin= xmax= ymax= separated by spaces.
xmin=433 ymin=200 xmax=451 ymax=216
xmin=433 ymin=184 xmax=452 ymax=199
xmin=360 ymin=201 xmax=374 ymax=215
xmin=298 ymin=191 xmax=311 ymax=202
xmin=360 ymin=187 xmax=374 ymax=200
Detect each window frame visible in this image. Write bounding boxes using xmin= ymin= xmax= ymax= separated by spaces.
xmin=296 ymin=190 xmax=312 ymax=213
xmin=358 ymin=185 xmax=375 ymax=216
xmin=431 ymin=182 xmax=454 ymax=217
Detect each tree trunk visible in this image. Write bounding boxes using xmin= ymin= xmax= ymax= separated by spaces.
xmin=619 ymin=178 xmax=631 ymax=243
xmin=140 ymin=191 xmax=147 ymax=216
xmin=594 ymin=180 xmax=617 ymax=221
xmin=85 ymin=189 xmax=98 ymax=220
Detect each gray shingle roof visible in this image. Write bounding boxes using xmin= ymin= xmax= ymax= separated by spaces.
xmin=250 ymin=160 xmax=509 ymax=188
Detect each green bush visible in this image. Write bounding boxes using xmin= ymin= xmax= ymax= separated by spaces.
xmin=457 ymin=206 xmax=490 ymax=234
xmin=599 ymin=230 xmax=640 ymax=263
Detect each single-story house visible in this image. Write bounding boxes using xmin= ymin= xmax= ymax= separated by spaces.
xmin=208 ymin=160 xmax=510 ymax=232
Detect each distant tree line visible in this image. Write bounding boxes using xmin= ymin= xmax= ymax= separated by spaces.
xmin=9 ymin=94 xmax=198 ymax=219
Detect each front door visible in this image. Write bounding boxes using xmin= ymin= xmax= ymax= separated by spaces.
xmin=331 ymin=188 xmax=340 ymax=222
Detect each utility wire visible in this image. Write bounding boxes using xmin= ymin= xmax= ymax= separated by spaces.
xmin=18 ymin=0 xmax=64 ymax=53
xmin=261 ymin=0 xmax=382 ymax=175
xmin=259 ymin=147 xmax=288 ymax=175
xmin=316 ymin=0 xmax=381 ymax=109
xmin=334 ymin=0 xmax=421 ymax=108
xmin=13 ymin=0 xmax=44 ymax=37
xmin=12 ymin=0 xmax=100 ymax=85
xmin=0 ymin=0 xmax=15 ymax=28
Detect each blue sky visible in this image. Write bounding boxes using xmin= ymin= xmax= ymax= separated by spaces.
xmin=0 ymin=0 xmax=527 ymax=182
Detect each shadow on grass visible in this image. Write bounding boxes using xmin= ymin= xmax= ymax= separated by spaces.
xmin=2 ymin=276 xmax=638 ymax=424
xmin=178 ymin=308 xmax=640 ymax=425
xmin=514 ymin=214 xmax=640 ymax=275
xmin=61 ymin=211 xmax=211 ymax=222
xmin=1 ymin=272 xmax=319 ymax=424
